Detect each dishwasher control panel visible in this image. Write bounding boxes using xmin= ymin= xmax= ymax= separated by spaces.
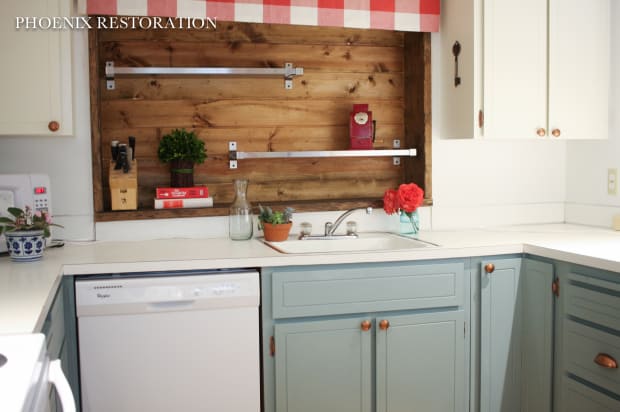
xmin=75 ymin=271 xmax=259 ymax=317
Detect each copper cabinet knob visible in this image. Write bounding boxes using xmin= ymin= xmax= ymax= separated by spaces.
xmin=551 ymin=129 xmax=561 ymax=138
xmin=536 ymin=128 xmax=546 ymax=137
xmin=594 ymin=353 xmax=618 ymax=369
xmin=379 ymin=319 xmax=390 ymax=330
xmin=484 ymin=263 xmax=495 ymax=274
xmin=361 ymin=320 xmax=372 ymax=332
xmin=48 ymin=121 xmax=60 ymax=132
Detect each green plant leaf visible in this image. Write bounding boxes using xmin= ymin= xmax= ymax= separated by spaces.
xmin=7 ymin=207 xmax=24 ymax=218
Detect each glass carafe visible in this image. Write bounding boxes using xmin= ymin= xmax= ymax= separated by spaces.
xmin=229 ymin=179 xmax=253 ymax=240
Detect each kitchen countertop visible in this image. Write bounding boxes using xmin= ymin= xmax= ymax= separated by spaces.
xmin=1 ymin=223 xmax=619 ymax=336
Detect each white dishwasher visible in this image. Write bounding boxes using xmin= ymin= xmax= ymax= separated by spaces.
xmin=75 ymin=269 xmax=260 ymax=412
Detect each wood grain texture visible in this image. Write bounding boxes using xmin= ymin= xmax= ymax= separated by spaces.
xmin=92 ymin=21 xmax=431 ymax=220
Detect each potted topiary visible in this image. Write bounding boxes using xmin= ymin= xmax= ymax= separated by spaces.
xmin=157 ymin=128 xmax=207 ymax=187
xmin=258 ymin=205 xmax=294 ymax=241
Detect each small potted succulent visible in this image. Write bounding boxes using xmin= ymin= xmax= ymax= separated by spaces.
xmin=0 ymin=206 xmax=62 ymax=261
xmin=158 ymin=128 xmax=207 ymax=187
xmin=258 ymin=205 xmax=294 ymax=241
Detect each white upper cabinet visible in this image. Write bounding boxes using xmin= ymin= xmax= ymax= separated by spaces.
xmin=548 ymin=0 xmax=610 ymax=140
xmin=438 ymin=0 xmax=610 ymax=140
xmin=0 ymin=0 xmax=73 ymax=136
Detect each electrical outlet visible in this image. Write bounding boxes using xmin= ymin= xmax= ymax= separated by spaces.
xmin=608 ymin=168 xmax=618 ymax=195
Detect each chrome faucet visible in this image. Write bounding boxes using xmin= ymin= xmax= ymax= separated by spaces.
xmin=324 ymin=207 xmax=373 ymax=236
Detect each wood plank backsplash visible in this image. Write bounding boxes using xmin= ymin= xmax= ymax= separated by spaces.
xmin=91 ymin=21 xmax=431 ymax=220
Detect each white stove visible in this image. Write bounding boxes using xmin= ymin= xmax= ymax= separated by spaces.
xmin=0 ymin=333 xmax=74 ymax=412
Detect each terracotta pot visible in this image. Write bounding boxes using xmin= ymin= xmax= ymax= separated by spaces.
xmin=262 ymin=222 xmax=292 ymax=242
xmin=169 ymin=159 xmax=194 ymax=187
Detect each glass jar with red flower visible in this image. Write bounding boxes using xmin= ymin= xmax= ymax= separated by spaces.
xmin=383 ymin=183 xmax=424 ymax=235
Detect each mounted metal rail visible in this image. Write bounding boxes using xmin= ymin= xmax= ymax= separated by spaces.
xmin=105 ymin=61 xmax=304 ymax=90
xmin=228 ymin=140 xmax=416 ymax=169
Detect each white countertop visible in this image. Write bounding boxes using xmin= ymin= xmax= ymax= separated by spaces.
xmin=1 ymin=223 xmax=619 ymax=335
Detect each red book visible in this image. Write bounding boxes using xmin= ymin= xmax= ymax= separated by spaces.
xmin=156 ymin=186 xmax=209 ymax=199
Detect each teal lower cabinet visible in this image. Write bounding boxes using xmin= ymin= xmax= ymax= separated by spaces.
xmin=555 ymin=263 xmax=620 ymax=412
xmin=40 ymin=276 xmax=80 ymax=412
xmin=375 ymin=311 xmax=466 ymax=412
xmin=274 ymin=316 xmax=372 ymax=412
xmin=478 ymin=257 xmax=554 ymax=412
xmin=262 ymin=260 xmax=469 ymax=412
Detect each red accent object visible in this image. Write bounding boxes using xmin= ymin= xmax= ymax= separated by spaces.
xmin=383 ymin=183 xmax=424 ymax=215
xmin=156 ymin=186 xmax=209 ymax=199
xmin=86 ymin=0 xmax=440 ymax=32
xmin=349 ymin=104 xmax=373 ymax=150
xmin=34 ymin=187 xmax=47 ymax=195
xmin=148 ymin=0 xmax=177 ymax=17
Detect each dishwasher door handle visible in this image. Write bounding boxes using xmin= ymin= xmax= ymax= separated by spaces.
xmin=147 ymin=300 xmax=197 ymax=311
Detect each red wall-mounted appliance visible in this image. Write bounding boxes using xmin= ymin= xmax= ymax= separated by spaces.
xmin=349 ymin=104 xmax=375 ymax=150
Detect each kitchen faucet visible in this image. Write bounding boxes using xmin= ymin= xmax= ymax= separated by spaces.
xmin=325 ymin=206 xmax=373 ymax=236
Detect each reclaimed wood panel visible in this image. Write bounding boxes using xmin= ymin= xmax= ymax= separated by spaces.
xmin=102 ymin=43 xmax=403 ymax=74
xmin=101 ymin=99 xmax=404 ymax=128
xmin=103 ymin=72 xmax=404 ymax=100
xmin=92 ymin=21 xmax=430 ymax=220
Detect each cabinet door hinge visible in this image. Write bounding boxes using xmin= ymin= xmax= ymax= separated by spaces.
xmin=464 ymin=321 xmax=467 ymax=338
xmin=552 ymin=278 xmax=560 ymax=297
xmin=270 ymin=336 xmax=276 ymax=357
xmin=478 ymin=110 xmax=484 ymax=128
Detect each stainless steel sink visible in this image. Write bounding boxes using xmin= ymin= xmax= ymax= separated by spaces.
xmin=261 ymin=232 xmax=436 ymax=254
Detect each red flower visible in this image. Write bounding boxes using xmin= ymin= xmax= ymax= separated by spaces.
xmin=383 ymin=183 xmax=424 ymax=215
xmin=382 ymin=189 xmax=400 ymax=215
xmin=397 ymin=183 xmax=424 ymax=213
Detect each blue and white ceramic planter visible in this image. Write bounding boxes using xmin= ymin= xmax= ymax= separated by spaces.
xmin=5 ymin=230 xmax=45 ymax=262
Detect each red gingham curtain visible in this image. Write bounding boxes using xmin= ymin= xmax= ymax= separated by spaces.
xmin=86 ymin=0 xmax=440 ymax=32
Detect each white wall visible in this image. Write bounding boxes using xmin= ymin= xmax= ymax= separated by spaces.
xmin=564 ymin=1 xmax=620 ymax=228
xmin=430 ymin=33 xmax=567 ymax=230
xmin=0 ymin=30 xmax=95 ymax=241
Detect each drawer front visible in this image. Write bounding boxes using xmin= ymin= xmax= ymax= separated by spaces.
xmin=565 ymin=272 xmax=620 ymax=331
xmin=272 ymin=262 xmax=464 ymax=319
xmin=563 ymin=376 xmax=620 ymax=412
xmin=564 ymin=319 xmax=620 ymax=396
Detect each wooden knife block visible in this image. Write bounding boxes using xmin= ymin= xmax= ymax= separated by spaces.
xmin=109 ymin=160 xmax=138 ymax=211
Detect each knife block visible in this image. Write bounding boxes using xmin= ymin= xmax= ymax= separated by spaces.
xmin=109 ymin=160 xmax=138 ymax=210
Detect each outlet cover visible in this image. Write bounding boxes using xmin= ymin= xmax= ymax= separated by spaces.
xmin=608 ymin=168 xmax=618 ymax=195
xmin=613 ymin=214 xmax=620 ymax=231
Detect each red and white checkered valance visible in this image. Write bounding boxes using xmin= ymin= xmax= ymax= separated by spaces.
xmin=86 ymin=0 xmax=440 ymax=32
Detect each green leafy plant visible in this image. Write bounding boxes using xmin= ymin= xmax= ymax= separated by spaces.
xmin=0 ymin=206 xmax=62 ymax=238
xmin=257 ymin=205 xmax=294 ymax=230
xmin=157 ymin=128 xmax=207 ymax=164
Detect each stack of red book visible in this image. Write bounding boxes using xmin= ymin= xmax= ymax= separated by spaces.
xmin=154 ymin=186 xmax=213 ymax=209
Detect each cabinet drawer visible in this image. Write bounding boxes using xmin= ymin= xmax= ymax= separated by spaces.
xmin=564 ymin=319 xmax=620 ymax=396
xmin=565 ymin=272 xmax=620 ymax=331
xmin=563 ymin=376 xmax=620 ymax=412
xmin=271 ymin=262 xmax=464 ymax=319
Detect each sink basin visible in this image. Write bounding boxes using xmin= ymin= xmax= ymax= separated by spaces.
xmin=262 ymin=232 xmax=436 ymax=254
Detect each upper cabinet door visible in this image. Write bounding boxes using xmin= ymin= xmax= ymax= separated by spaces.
xmin=0 ymin=0 xmax=73 ymax=136
xmin=548 ymin=0 xmax=610 ymax=140
xmin=438 ymin=0 xmax=610 ymax=140
xmin=483 ymin=0 xmax=548 ymax=140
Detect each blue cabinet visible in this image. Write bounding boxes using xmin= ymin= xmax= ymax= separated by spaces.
xmin=479 ymin=257 xmax=553 ymax=412
xmin=262 ymin=260 xmax=469 ymax=412
xmin=40 ymin=277 xmax=80 ymax=411
xmin=556 ymin=263 xmax=620 ymax=411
